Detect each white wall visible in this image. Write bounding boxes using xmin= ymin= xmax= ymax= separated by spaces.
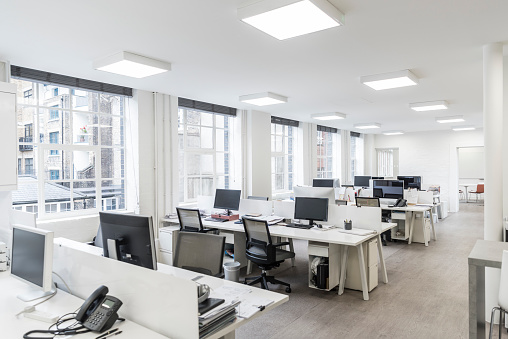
xmin=246 ymin=110 xmax=271 ymax=198
xmin=373 ymin=129 xmax=484 ymax=212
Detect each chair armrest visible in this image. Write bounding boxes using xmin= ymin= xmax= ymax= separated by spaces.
xmin=273 ymin=242 xmax=290 ymax=247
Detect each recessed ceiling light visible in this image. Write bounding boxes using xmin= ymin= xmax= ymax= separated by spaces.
xmin=410 ymin=100 xmax=448 ymax=111
xmin=436 ymin=115 xmax=464 ymax=123
xmin=383 ymin=130 xmax=404 ymax=135
xmin=311 ymin=112 xmax=346 ymax=120
xmin=93 ymin=51 xmax=171 ymax=78
xmin=354 ymin=123 xmax=381 ymax=129
xmin=452 ymin=126 xmax=475 ymax=131
xmin=237 ymin=0 xmax=344 ymax=40
xmin=360 ymin=70 xmax=418 ymax=90
xmin=239 ymin=92 xmax=288 ymax=106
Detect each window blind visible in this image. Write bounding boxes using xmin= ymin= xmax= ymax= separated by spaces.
xmin=11 ymin=65 xmax=133 ymax=97
xmin=271 ymin=116 xmax=299 ymax=127
xmin=178 ymin=97 xmax=237 ymax=116
xmin=350 ymin=131 xmax=361 ymax=138
xmin=317 ymin=125 xmax=338 ymax=133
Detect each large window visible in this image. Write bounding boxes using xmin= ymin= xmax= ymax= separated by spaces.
xmin=350 ymin=132 xmax=364 ymax=181
xmin=271 ymin=122 xmax=295 ymax=193
xmin=178 ymin=107 xmax=233 ymax=203
xmin=11 ymin=78 xmax=127 ymax=217
xmin=317 ymin=126 xmax=339 ymax=179
xmin=377 ymin=149 xmax=394 ymax=177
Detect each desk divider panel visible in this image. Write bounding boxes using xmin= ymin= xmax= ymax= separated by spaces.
xmin=273 ymin=200 xmax=295 ymax=219
xmin=328 ymin=205 xmax=382 ymax=232
xmin=53 ymin=238 xmax=199 ymax=339
xmin=417 ymin=191 xmax=434 ymax=204
xmin=238 ymin=199 xmax=273 ymax=216
xmin=197 ymin=195 xmax=215 ymax=213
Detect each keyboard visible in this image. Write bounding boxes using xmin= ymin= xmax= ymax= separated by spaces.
xmin=204 ymin=217 xmax=227 ymax=222
xmin=285 ymin=223 xmax=313 ymax=229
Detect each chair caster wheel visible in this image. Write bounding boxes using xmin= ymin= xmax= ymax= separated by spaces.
xmin=285 ymin=287 xmax=291 ymax=293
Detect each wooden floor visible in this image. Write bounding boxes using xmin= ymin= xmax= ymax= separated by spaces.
xmin=236 ymin=203 xmax=484 ymax=339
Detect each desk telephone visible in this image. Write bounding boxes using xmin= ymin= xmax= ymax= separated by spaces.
xmin=76 ymin=285 xmax=123 ymax=332
xmin=392 ymin=198 xmax=407 ymax=208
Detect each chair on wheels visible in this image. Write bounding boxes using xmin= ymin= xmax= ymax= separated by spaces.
xmin=242 ymin=216 xmax=295 ymax=292
xmin=173 ymin=232 xmax=226 ymax=277
xmin=469 ymin=184 xmax=484 ymax=202
xmin=176 ymin=207 xmax=216 ymax=233
xmin=489 ymin=250 xmax=508 ymax=338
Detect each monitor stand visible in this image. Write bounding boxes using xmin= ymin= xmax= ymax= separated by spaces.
xmin=17 ymin=282 xmax=56 ymax=302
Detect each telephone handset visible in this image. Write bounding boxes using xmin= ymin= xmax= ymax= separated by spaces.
xmin=75 ymin=285 xmax=123 ymax=332
xmin=394 ymin=198 xmax=407 ymax=207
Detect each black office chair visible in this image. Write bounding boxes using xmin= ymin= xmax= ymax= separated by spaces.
xmin=242 ymin=216 xmax=294 ymax=293
xmin=176 ymin=207 xmax=216 ymax=233
xmin=173 ymin=232 xmax=226 ymax=277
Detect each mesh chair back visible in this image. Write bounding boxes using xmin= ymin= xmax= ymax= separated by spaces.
xmin=499 ymin=250 xmax=508 ymax=309
xmin=173 ymin=232 xmax=225 ymax=276
xmin=176 ymin=207 xmax=203 ymax=232
xmin=242 ymin=217 xmax=275 ymax=264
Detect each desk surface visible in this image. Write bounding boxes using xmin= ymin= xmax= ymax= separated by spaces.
xmin=468 ymin=239 xmax=508 ymax=268
xmin=381 ymin=205 xmax=432 ymax=212
xmin=0 ymin=272 xmax=169 ymax=339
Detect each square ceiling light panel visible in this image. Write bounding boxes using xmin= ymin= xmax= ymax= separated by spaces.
xmin=311 ymin=112 xmax=346 ymax=120
xmin=354 ymin=123 xmax=381 ymax=129
xmin=383 ymin=130 xmax=404 ymax=135
xmin=93 ymin=51 xmax=171 ymax=78
xmin=239 ymin=92 xmax=288 ymax=106
xmin=452 ymin=126 xmax=475 ymax=131
xmin=410 ymin=100 xmax=448 ymax=111
xmin=436 ymin=115 xmax=464 ymax=123
xmin=361 ymin=70 xmax=419 ymax=90
xmin=238 ymin=0 xmax=345 ymax=40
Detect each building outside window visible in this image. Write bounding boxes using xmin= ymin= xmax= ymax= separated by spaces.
xmin=11 ymin=76 xmax=127 ymax=217
xmin=177 ymin=101 xmax=235 ymax=204
xmin=350 ymin=132 xmax=364 ymax=181
xmin=271 ymin=117 xmax=298 ymax=194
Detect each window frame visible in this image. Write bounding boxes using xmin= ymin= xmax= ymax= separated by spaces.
xmin=316 ymin=130 xmax=334 ymax=179
xmin=271 ymin=123 xmax=295 ymax=194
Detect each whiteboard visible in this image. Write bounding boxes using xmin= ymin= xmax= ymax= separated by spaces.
xmin=458 ymin=147 xmax=484 ymax=179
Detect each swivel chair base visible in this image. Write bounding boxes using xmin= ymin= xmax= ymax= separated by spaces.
xmin=245 ymin=270 xmax=291 ymax=293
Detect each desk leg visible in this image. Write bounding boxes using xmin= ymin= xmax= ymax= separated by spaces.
xmin=338 ymin=245 xmax=348 ymax=295
xmin=423 ymin=212 xmax=429 ymax=247
xmin=357 ymin=244 xmax=369 ymax=301
xmin=408 ymin=212 xmax=416 ymax=244
xmin=469 ymin=263 xmax=485 ymax=339
xmin=429 ymin=209 xmax=437 ymax=241
xmin=233 ymin=232 xmax=247 ymax=268
xmin=376 ymin=234 xmax=388 ymax=284
xmin=289 ymin=238 xmax=295 ymax=267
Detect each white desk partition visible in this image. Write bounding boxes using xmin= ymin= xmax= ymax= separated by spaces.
xmin=53 ymin=238 xmax=199 ymax=339
xmin=328 ymin=205 xmax=382 ymax=232
xmin=358 ymin=188 xmax=373 ymax=198
xmin=417 ymin=191 xmax=434 ymax=205
xmin=238 ymin=199 xmax=273 ymax=216
xmin=273 ymin=200 xmax=295 ymax=219
xmin=11 ymin=209 xmax=37 ymax=228
xmin=197 ymin=195 xmax=215 ymax=213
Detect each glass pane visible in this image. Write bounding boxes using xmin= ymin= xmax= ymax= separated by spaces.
xmin=186 ymin=126 xmax=200 ymax=148
xmin=40 ymin=109 xmax=71 ymax=145
xmin=100 ymin=115 xmax=123 ymax=147
xmin=73 ymin=181 xmax=96 ymax=210
xmin=271 ymin=157 xmax=276 ymax=173
xmin=217 ymin=176 xmax=225 ymax=189
xmin=17 ymin=106 xmax=35 ymax=146
xmin=276 ymin=124 xmax=283 ymax=135
xmin=216 ymin=153 xmax=225 ymax=174
xmin=38 ymin=84 xmax=70 ymax=108
xmin=44 ymin=149 xmax=71 ymax=180
xmin=13 ymin=79 xmax=37 ymax=106
xmin=276 ymin=156 xmax=284 ymax=173
xmin=186 ymin=110 xmax=200 ymax=125
xmin=101 ymin=148 xmax=124 ymax=179
xmin=201 ymin=112 xmax=213 ymax=127
xmin=200 ymin=127 xmax=213 ymax=148
xmin=44 ymin=181 xmax=71 ymax=205
xmin=271 ymin=124 xmax=275 ymax=134
xmin=275 ymin=136 xmax=283 ymax=153
xmin=271 ymin=135 xmax=276 ymax=153
xmin=100 ymin=94 xmax=123 ymax=115
xmin=216 ymin=130 xmax=225 ymax=152
xmin=73 ymin=150 xmax=96 ymax=179
xmin=216 ymin=115 xmax=225 ymax=128
xmin=201 ymin=154 xmax=213 ymax=175
xmin=186 ymin=154 xmax=200 ymax=175
xmin=187 ymin=178 xmax=199 ymax=200
xmin=59 ymin=201 xmax=72 ymax=212
xmin=102 ymin=179 xmax=125 ymax=210
xmin=201 ymin=177 xmax=213 ymax=196
xmin=72 ymin=90 xmax=98 ymax=112
xmin=275 ymin=174 xmax=284 ymax=190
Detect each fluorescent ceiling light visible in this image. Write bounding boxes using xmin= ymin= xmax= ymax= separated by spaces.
xmin=452 ymin=126 xmax=475 ymax=131
xmin=354 ymin=123 xmax=381 ymax=129
xmin=238 ymin=0 xmax=344 ymax=40
xmin=360 ymin=70 xmax=418 ymax=90
xmin=410 ymin=100 xmax=448 ymax=111
xmin=239 ymin=92 xmax=288 ymax=106
xmin=311 ymin=112 xmax=346 ymax=120
xmin=93 ymin=51 xmax=171 ymax=78
xmin=436 ymin=115 xmax=464 ymax=123
xmin=383 ymin=130 xmax=404 ymax=135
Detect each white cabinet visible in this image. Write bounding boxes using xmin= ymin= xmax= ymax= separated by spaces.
xmin=0 ymin=82 xmax=17 ymax=190
xmin=159 ymin=225 xmax=179 ymax=265
xmin=344 ymin=238 xmax=378 ymax=292
xmin=308 ymin=241 xmax=340 ymax=291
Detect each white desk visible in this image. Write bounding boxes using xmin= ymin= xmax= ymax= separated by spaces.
xmin=381 ymin=205 xmax=436 ymax=246
xmin=163 ymin=218 xmax=395 ymax=301
xmin=0 ymin=272 xmax=169 ymax=339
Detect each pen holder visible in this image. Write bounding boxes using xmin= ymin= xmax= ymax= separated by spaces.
xmin=344 ymin=221 xmax=352 ymax=230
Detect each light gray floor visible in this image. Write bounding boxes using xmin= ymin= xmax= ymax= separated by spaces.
xmin=236 ymin=203 xmax=485 ymax=339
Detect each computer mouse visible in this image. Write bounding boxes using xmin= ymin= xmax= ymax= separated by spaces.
xmin=234 ymin=220 xmax=243 ymax=224
xmin=316 ymin=224 xmax=322 ymax=228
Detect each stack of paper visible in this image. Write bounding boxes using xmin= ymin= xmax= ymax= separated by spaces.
xmin=251 ymin=215 xmax=285 ymax=225
xmin=198 ymin=300 xmax=240 ymax=338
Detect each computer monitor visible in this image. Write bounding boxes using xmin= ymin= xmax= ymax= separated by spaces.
xmin=293 ymin=186 xmax=336 ymax=203
xmin=354 ymin=176 xmax=371 ymax=188
xmin=100 ymin=212 xmax=157 ymax=270
xmin=294 ymin=197 xmax=328 ymax=226
xmin=10 ymin=225 xmax=56 ymax=301
xmin=213 ymin=189 xmax=241 ymax=215
xmin=312 ymin=178 xmax=340 ymax=188
xmin=397 ymin=176 xmax=422 ymax=190
xmin=372 ymin=180 xmax=404 ymax=199
xmin=356 ymin=197 xmax=380 ymax=207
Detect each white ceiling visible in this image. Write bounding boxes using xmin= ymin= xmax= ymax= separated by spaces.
xmin=2 ymin=0 xmax=508 ymax=133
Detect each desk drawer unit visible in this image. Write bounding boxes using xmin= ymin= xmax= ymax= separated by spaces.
xmin=345 ymin=239 xmax=378 ymax=292
xmin=307 ymin=241 xmax=340 ymax=291
xmin=158 ymin=226 xmax=179 ymax=265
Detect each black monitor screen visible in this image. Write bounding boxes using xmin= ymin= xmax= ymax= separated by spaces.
xmin=294 ymin=197 xmax=328 ymax=223
xmin=313 ymin=178 xmax=334 ymax=187
xmin=397 ymin=176 xmax=422 ymax=190
xmin=100 ymin=212 xmax=157 ymax=270
xmin=356 ymin=197 xmax=380 ymax=207
xmin=214 ymin=189 xmax=241 ymax=211
xmin=11 ymin=228 xmax=45 ymax=287
xmin=372 ymin=176 xmax=384 ymax=180
xmin=372 ymin=180 xmax=404 ymax=199
xmin=354 ymin=176 xmax=371 ymax=187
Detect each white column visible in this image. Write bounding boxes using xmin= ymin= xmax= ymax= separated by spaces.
xmin=483 ymin=42 xmax=504 ymax=323
xmin=245 ymin=110 xmax=271 ymax=198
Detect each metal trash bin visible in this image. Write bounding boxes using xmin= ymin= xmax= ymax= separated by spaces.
xmin=223 ymin=261 xmax=241 ymax=282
